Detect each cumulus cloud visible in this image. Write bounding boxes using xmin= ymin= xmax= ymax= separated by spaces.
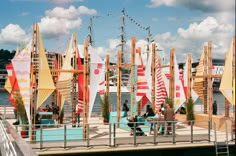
xmin=50 ymin=0 xmax=83 ymax=3
xmin=153 ymin=16 xmax=234 ymax=62
xmin=147 ymin=0 xmax=235 ymax=13
xmin=0 ymin=24 xmax=28 ymax=44
xmin=39 ymin=5 xmax=97 ymax=38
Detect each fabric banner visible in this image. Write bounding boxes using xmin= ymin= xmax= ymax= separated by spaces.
xmin=12 ymin=40 xmax=32 ymax=123
xmin=174 ymin=54 xmax=186 ymax=109
xmin=37 ymin=32 xmax=55 ymax=108
xmin=155 ymin=54 xmax=167 ymax=112
xmin=89 ymin=47 xmax=105 ymax=118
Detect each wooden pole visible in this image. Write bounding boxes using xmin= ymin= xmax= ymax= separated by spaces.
xmin=105 ymin=55 xmax=110 ymax=102
xmin=232 ymin=37 xmax=235 ymax=121
xmin=203 ymin=46 xmax=208 ymax=114
xmin=30 ymin=23 xmax=38 ymax=143
xmin=83 ymin=40 xmax=89 ymax=139
xmin=169 ymin=49 xmax=175 ymax=106
xmin=151 ymin=43 xmax=156 ymax=111
xmin=130 ymin=37 xmax=137 ymax=117
xmin=207 ymin=41 xmax=213 ymax=123
xmin=187 ymin=54 xmax=192 ymax=100
xmin=116 ymin=51 xmax=122 ymax=127
xmin=72 ymin=33 xmax=78 ymax=127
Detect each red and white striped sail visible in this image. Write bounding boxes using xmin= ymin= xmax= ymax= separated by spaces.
xmin=135 ymin=49 xmax=149 ymax=106
xmin=162 ymin=54 xmax=186 ymax=110
xmin=155 ymin=54 xmax=167 ymax=112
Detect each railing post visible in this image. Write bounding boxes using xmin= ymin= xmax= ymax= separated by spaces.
xmin=153 ymin=122 xmax=157 ymax=145
xmin=225 ymin=122 xmax=228 ymax=144
xmin=133 ymin=122 xmax=136 ymax=146
xmin=86 ymin=124 xmax=90 ymax=147
xmin=208 ymin=120 xmax=211 ymax=142
xmin=64 ymin=125 xmax=67 ymax=149
xmin=190 ymin=121 xmax=193 ymax=143
xmin=172 ymin=121 xmax=176 ymax=144
xmin=109 ymin=123 xmax=112 ymax=147
xmin=40 ymin=125 xmax=43 ymax=150
xmin=230 ymin=119 xmax=233 ymax=141
xmin=113 ymin=123 xmax=116 ymax=147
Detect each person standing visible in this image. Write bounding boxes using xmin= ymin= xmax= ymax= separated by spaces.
xmin=164 ymin=103 xmax=175 ymax=135
xmin=122 ymin=99 xmax=129 ymax=117
xmin=76 ymin=105 xmax=81 ymax=127
xmin=213 ymin=100 xmax=217 ymax=115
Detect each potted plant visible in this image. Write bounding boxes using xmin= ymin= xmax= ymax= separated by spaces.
xmin=185 ymin=96 xmax=195 ymax=125
xmin=101 ymin=95 xmax=110 ymax=124
xmin=13 ymin=91 xmax=29 ymax=138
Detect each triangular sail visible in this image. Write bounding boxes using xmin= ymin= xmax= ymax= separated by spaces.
xmin=89 ymin=47 xmax=105 ymax=118
xmin=183 ymin=57 xmax=199 ymax=102
xmin=36 ymin=32 xmax=56 ymax=108
xmin=219 ymin=38 xmax=234 ymax=105
xmin=174 ymin=53 xmax=186 ymax=109
xmin=57 ymin=34 xmax=74 ymax=107
xmin=155 ymin=53 xmax=167 ymax=112
xmin=12 ymin=40 xmax=32 ymax=123
xmin=135 ymin=49 xmax=149 ymax=103
xmin=193 ymin=49 xmax=205 ymax=102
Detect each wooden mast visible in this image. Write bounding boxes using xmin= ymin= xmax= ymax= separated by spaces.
xmin=105 ymin=55 xmax=110 ymax=103
xmin=187 ymin=54 xmax=192 ymax=100
xmin=72 ymin=33 xmax=78 ymax=127
xmin=169 ymin=49 xmax=175 ymax=105
xmin=30 ymin=23 xmax=38 ymax=142
xmin=232 ymin=37 xmax=235 ymax=119
xmin=130 ymin=37 xmax=136 ymax=117
xmin=203 ymin=46 xmax=208 ymax=114
xmin=151 ymin=43 xmax=156 ymax=111
xmin=83 ymin=40 xmax=89 ymax=138
xmin=207 ymin=41 xmax=213 ymax=122
xmin=116 ymin=51 xmax=122 ymax=127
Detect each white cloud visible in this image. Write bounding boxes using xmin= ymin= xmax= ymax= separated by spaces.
xmin=19 ymin=12 xmax=30 ymax=16
xmin=39 ymin=5 xmax=97 ymax=38
xmin=50 ymin=0 xmax=83 ymax=3
xmin=153 ymin=16 xmax=234 ymax=62
xmin=147 ymin=0 xmax=235 ymax=13
xmin=0 ymin=24 xmax=28 ymax=44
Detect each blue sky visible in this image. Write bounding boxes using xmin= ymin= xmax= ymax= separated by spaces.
xmin=0 ymin=0 xmax=235 ymax=63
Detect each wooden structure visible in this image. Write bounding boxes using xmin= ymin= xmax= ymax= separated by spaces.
xmin=105 ymin=36 xmax=136 ymax=126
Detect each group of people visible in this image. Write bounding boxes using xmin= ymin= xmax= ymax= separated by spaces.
xmin=124 ymin=99 xmax=175 ymax=136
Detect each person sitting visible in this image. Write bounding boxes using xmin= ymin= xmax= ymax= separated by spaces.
xmin=143 ymin=105 xmax=155 ymax=134
xmin=127 ymin=115 xmax=146 ymax=136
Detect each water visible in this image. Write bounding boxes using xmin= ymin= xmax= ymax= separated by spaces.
xmin=0 ymin=90 xmax=233 ymax=116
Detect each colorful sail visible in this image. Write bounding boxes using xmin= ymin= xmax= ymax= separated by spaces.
xmin=135 ymin=49 xmax=149 ymax=103
xmin=11 ymin=40 xmax=32 ymax=123
xmin=174 ymin=53 xmax=186 ymax=109
xmin=36 ymin=32 xmax=56 ymax=108
xmin=193 ymin=49 xmax=205 ymax=102
xmin=57 ymin=34 xmax=74 ymax=108
xmin=89 ymin=47 xmax=105 ymax=117
xmin=155 ymin=53 xmax=167 ymax=112
xmin=219 ymin=38 xmax=234 ymax=105
xmin=183 ymin=57 xmax=199 ymax=102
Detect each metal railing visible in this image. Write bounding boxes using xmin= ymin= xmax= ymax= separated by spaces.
xmin=1 ymin=118 xmax=235 ymax=154
xmin=0 ymin=120 xmax=17 ymax=156
xmin=10 ymin=119 xmax=235 ymax=151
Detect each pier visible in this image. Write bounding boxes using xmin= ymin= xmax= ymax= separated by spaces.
xmin=0 ymin=107 xmax=235 ymax=156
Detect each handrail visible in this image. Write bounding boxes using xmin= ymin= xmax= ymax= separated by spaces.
xmin=0 ymin=120 xmax=17 ymax=156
